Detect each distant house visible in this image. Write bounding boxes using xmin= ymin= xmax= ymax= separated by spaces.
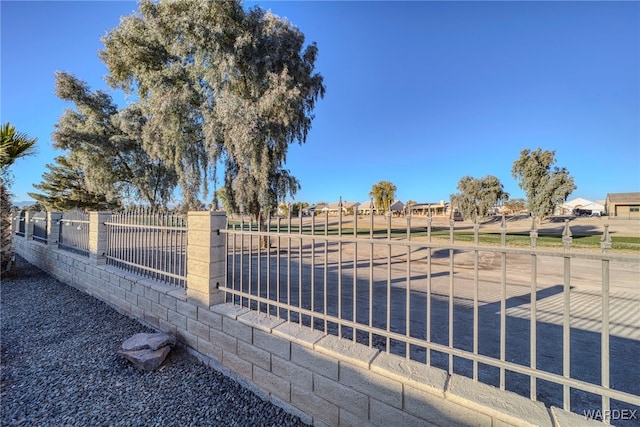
xmin=358 ymin=200 xmax=377 ymax=215
xmin=302 ymin=202 xmax=327 ymax=216
xmin=321 ymin=201 xmax=360 ymax=215
xmin=389 ymin=200 xmax=405 ymax=216
xmin=355 ymin=199 xmax=408 ymax=215
xmin=408 ymin=201 xmax=448 ymax=217
xmin=605 ymin=192 xmax=640 ymax=219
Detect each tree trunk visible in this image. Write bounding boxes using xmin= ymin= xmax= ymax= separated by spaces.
xmin=0 ymin=181 xmax=16 ymax=277
xmin=257 ymin=211 xmax=271 ymax=250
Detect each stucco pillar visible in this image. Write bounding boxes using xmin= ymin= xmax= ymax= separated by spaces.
xmin=24 ymin=211 xmax=34 ymax=240
xmin=186 ymin=211 xmax=227 ymax=308
xmin=89 ymin=211 xmax=111 ymax=265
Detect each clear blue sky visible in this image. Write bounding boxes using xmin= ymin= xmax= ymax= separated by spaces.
xmin=2 ymin=1 xmax=639 ymax=206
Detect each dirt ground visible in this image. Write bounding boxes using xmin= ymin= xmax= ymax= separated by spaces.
xmin=450 ymin=215 xmax=640 ymax=237
xmin=271 ymin=213 xmax=640 ymax=239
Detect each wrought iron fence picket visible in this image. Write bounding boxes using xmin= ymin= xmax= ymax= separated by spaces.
xmin=221 ymin=216 xmax=640 ymax=419
xmin=104 ymin=209 xmax=187 ymax=287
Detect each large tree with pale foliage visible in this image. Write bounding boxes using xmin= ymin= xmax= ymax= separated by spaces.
xmin=451 ymin=175 xmax=507 ymax=220
xmin=99 ymin=0 xmax=325 ymax=222
xmin=511 ymin=148 xmax=576 ymax=218
xmin=370 ymin=181 xmax=397 ymax=214
xmin=52 ymin=72 xmax=178 ymax=209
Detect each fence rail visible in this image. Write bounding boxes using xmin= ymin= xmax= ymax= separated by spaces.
xmin=58 ymin=210 xmax=90 ymax=257
xmin=222 ymin=212 xmax=640 ymax=422
xmin=31 ymin=211 xmax=47 ymax=244
xmin=105 ymin=209 xmax=187 ymax=287
xmin=12 ymin=211 xmax=25 ymax=237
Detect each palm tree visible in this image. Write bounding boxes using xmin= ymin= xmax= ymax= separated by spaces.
xmin=1 ymin=122 xmax=37 ymax=276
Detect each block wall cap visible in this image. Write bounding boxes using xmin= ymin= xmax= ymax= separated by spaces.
xmin=446 ymin=374 xmax=552 ymax=427
xmin=167 ymin=288 xmax=187 ymax=301
xmin=315 ymin=334 xmax=378 ymax=369
xmin=273 ymin=322 xmax=325 ymax=349
xmin=371 ymin=351 xmax=447 ymax=396
xmin=211 ymin=303 xmax=250 ymax=319
xmin=188 ymin=211 xmax=227 ymax=216
xmin=237 ymin=310 xmax=286 ymax=333
xmin=138 ymin=278 xmax=177 ymax=295
xmin=550 ymin=406 xmax=607 ymax=427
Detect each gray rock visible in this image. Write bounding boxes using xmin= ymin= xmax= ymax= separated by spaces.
xmin=117 ymin=346 xmax=172 ymax=371
xmin=121 ymin=332 xmax=176 ymax=352
xmin=118 ymin=332 xmax=176 ymax=371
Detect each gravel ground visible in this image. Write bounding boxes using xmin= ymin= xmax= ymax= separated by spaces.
xmin=1 ymin=255 xmax=309 ymax=427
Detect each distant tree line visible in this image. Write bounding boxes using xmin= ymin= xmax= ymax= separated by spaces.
xmin=357 ymin=149 xmax=575 ymax=221
xmin=267 ymin=149 xmax=575 ymax=220
xmin=450 ymin=148 xmax=575 ymax=220
xmin=361 ymin=149 xmax=575 ymax=221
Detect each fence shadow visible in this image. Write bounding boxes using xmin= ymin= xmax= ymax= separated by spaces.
xmin=226 ymin=249 xmax=640 ymax=425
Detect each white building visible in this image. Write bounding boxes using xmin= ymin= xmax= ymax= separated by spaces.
xmin=559 ymin=197 xmax=605 ymax=216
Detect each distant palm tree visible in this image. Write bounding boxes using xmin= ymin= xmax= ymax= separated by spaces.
xmin=1 ymin=122 xmax=37 ymax=276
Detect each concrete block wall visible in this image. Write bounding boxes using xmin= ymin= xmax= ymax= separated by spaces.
xmin=12 ymin=213 xmax=604 ymax=427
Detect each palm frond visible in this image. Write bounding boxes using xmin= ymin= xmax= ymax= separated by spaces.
xmin=0 ymin=122 xmax=38 ymax=170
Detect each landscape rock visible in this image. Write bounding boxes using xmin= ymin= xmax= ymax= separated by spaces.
xmin=118 ymin=346 xmax=172 ymax=371
xmin=118 ymin=332 xmax=176 ymax=371
xmin=121 ymin=332 xmax=176 ymax=351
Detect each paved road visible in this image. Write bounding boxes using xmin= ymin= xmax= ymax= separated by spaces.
xmin=226 ymin=228 xmax=640 ymax=425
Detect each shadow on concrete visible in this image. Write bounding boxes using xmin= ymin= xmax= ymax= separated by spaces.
xmin=226 ymin=248 xmax=640 ymax=426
